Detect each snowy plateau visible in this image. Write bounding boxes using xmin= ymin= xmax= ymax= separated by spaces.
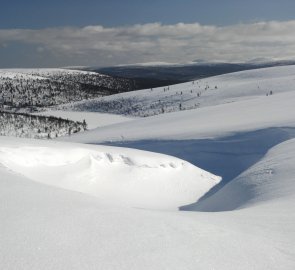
xmin=1 ymin=65 xmax=295 ymax=270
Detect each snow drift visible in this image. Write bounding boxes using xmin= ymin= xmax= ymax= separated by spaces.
xmin=1 ymin=138 xmax=294 ymax=270
xmin=0 ymin=137 xmax=221 ymax=210
xmin=187 ymin=138 xmax=295 ymax=211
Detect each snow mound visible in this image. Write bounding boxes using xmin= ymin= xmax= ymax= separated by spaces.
xmin=0 ymin=138 xmax=221 ymax=210
xmin=188 ymin=138 xmax=295 ymax=211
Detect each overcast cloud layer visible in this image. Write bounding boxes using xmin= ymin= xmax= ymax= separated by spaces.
xmin=1 ymin=20 xmax=295 ymax=67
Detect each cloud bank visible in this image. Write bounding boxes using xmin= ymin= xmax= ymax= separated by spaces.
xmin=0 ymin=20 xmax=295 ymax=67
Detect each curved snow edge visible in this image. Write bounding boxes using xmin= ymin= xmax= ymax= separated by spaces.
xmin=0 ymin=137 xmax=221 ymax=210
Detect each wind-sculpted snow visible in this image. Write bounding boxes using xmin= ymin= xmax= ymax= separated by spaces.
xmin=1 ymin=138 xmax=294 ymax=270
xmin=186 ymin=138 xmax=295 ymax=211
xmin=0 ymin=138 xmax=221 ymax=210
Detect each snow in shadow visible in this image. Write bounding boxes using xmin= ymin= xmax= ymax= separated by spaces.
xmin=103 ymin=127 xmax=295 ymax=206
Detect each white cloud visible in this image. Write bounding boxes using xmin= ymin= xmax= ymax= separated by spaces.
xmin=1 ymin=20 xmax=295 ymax=66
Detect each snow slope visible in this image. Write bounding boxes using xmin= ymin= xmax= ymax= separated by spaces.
xmin=64 ymin=90 xmax=295 ymax=143
xmin=35 ymin=110 xmax=134 ymax=129
xmin=186 ymin=138 xmax=295 ymax=211
xmin=58 ymin=66 xmax=295 ymax=199
xmin=0 ymin=137 xmax=220 ymax=210
xmin=2 ymin=65 xmax=295 ymax=269
xmin=1 ymin=138 xmax=295 ymax=270
xmin=61 ymin=65 xmax=295 ymax=116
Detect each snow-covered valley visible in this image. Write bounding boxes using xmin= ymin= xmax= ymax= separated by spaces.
xmin=1 ymin=65 xmax=295 ymax=269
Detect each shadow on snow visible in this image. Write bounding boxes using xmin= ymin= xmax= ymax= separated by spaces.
xmin=100 ymin=127 xmax=295 ymax=210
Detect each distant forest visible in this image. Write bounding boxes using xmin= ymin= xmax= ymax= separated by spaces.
xmin=0 ymin=70 xmax=133 ymax=111
xmin=0 ymin=111 xmax=87 ymax=139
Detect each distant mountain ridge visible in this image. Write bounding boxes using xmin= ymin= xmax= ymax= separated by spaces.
xmin=80 ymin=60 xmax=295 ymax=90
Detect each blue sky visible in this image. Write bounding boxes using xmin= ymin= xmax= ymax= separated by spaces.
xmin=1 ymin=0 xmax=295 ymax=67
xmin=2 ymin=0 xmax=295 ymax=28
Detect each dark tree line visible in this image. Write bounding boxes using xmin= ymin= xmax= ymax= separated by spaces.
xmin=0 ymin=111 xmax=87 ymax=139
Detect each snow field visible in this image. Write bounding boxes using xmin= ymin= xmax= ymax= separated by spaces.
xmin=1 ymin=65 xmax=295 ymax=269
xmin=1 ymin=137 xmax=295 ymax=270
xmin=64 ymin=90 xmax=295 ymax=143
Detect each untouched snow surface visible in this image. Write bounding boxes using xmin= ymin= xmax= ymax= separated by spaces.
xmin=64 ymin=90 xmax=295 ymax=143
xmin=0 ymin=137 xmax=220 ymax=210
xmin=186 ymin=138 xmax=295 ymax=211
xmin=1 ymin=138 xmax=295 ymax=270
xmin=2 ymin=65 xmax=295 ymax=269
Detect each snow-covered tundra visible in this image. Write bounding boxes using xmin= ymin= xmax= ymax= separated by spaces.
xmin=1 ymin=65 xmax=295 ymax=270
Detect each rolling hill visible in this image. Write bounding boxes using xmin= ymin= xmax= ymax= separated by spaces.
xmin=1 ymin=64 xmax=295 ymax=270
xmin=0 ymin=68 xmax=134 ymax=111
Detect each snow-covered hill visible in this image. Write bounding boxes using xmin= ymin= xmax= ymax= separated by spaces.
xmin=60 ymin=65 xmax=295 ymax=116
xmin=187 ymin=138 xmax=295 ymax=211
xmin=64 ymin=90 xmax=295 ymax=143
xmin=62 ymin=67 xmax=295 ymax=202
xmin=35 ymin=110 xmax=134 ymax=129
xmin=0 ymin=68 xmax=133 ymax=111
xmin=1 ymin=65 xmax=295 ymax=269
xmin=0 ymin=111 xmax=86 ymax=139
